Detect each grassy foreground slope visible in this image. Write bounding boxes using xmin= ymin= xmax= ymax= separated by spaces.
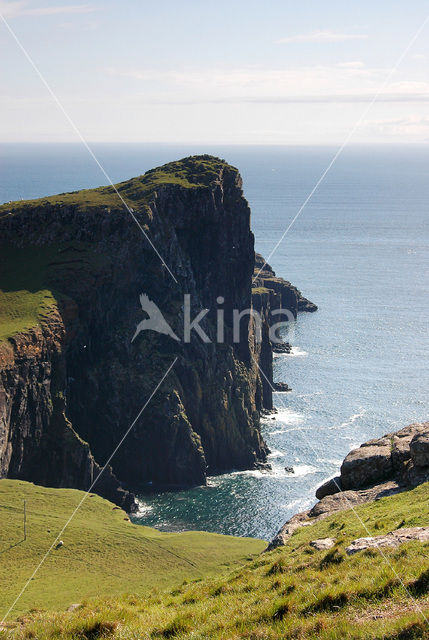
xmin=0 ymin=480 xmax=264 ymax=619
xmin=5 ymin=483 xmax=429 ymax=640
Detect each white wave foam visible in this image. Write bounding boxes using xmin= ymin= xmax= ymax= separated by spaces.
xmin=207 ymin=477 xmax=221 ymax=487
xmin=218 ymin=469 xmax=271 ymax=480
xmin=134 ymin=500 xmax=153 ymax=517
xmin=273 ymin=408 xmax=305 ymax=425
xmin=291 ymin=464 xmax=318 ymax=477
xmin=273 ymin=346 xmax=308 ymax=358
xmin=268 ymin=449 xmax=284 ymax=459
xmin=280 ymin=497 xmax=306 ymax=511
xmin=286 ymin=346 xmax=308 ymax=357
xmin=270 ymin=426 xmax=312 ymax=435
xmin=211 ymin=460 xmax=320 ymax=483
xmin=329 ymin=409 xmax=366 ymax=430
xmin=317 ymin=458 xmax=342 ymax=467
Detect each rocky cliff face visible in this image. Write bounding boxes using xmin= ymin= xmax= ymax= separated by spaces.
xmin=0 ymin=155 xmax=315 ymax=508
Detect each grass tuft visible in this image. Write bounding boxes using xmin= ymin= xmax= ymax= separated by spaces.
xmin=306 ymin=591 xmax=349 ymax=613
xmin=409 ymin=568 xmax=429 ymax=596
xmin=157 ymin=613 xmax=193 ymax=638
xmin=319 ymin=548 xmax=346 ymax=568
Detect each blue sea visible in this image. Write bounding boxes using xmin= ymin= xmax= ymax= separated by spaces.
xmin=1 ymin=143 xmax=428 ymax=540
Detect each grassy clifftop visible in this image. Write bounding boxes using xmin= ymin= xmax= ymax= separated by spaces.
xmin=4 ymin=482 xmax=428 ymax=639
xmin=0 ymin=480 xmax=264 ymax=620
xmin=0 ymin=155 xmax=237 ymax=344
xmin=0 ymin=155 xmax=236 ymax=215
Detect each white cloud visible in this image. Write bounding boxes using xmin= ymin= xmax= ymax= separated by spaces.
xmin=367 ymin=115 xmax=429 ymax=139
xmin=107 ymin=64 xmax=429 ymax=104
xmin=277 ymin=30 xmax=368 ymax=44
xmin=0 ymin=1 xmax=94 ymax=18
xmin=107 ymin=63 xmax=380 ymax=91
xmin=336 ymin=61 xmax=365 ymax=69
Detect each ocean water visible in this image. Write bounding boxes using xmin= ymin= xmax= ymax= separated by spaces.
xmin=1 ymin=143 xmax=428 ymax=540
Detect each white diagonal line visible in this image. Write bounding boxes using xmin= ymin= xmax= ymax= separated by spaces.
xmin=0 ymin=12 xmax=178 ymax=285
xmin=253 ymin=13 xmax=429 ymax=283
xmin=0 ymin=357 xmax=178 ymax=624
xmin=251 ymin=351 xmax=428 ymax=623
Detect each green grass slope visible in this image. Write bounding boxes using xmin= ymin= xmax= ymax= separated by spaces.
xmin=0 ymin=243 xmax=98 ymax=343
xmin=5 ymin=483 xmax=429 ymax=639
xmin=0 ymin=480 xmax=264 ymax=620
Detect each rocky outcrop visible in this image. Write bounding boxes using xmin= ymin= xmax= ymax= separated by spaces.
xmin=0 ymin=156 xmax=314 ymax=508
xmin=251 ymin=254 xmax=316 ymax=410
xmin=317 ymin=421 xmax=429 ymax=496
xmin=346 ymin=526 xmax=429 ymax=555
xmin=253 ymin=254 xmax=317 ymax=316
xmin=273 ymin=382 xmax=291 ymax=392
xmin=272 ymin=342 xmax=292 ymax=354
xmin=268 ymin=421 xmax=429 ymax=550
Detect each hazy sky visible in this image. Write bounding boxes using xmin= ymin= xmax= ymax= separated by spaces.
xmin=2 ymin=0 xmax=429 ymax=144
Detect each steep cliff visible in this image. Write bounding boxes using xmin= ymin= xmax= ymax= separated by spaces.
xmin=0 ymin=155 xmax=314 ymax=507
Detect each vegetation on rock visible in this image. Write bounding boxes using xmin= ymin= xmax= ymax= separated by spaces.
xmin=0 ymin=155 xmax=236 ymax=215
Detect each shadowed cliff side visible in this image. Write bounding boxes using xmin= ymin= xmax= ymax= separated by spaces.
xmin=0 ymin=155 xmax=315 ymax=508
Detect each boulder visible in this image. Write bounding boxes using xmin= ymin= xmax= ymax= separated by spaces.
xmin=315 ymin=476 xmax=342 ymax=500
xmin=273 ymin=382 xmax=291 ymax=392
xmin=269 ymin=422 xmax=429 ymax=551
xmin=310 ymin=537 xmax=336 ymax=551
xmin=346 ymin=526 xmax=429 ymax=555
xmin=410 ymin=432 xmax=429 ymax=468
xmin=309 ymin=490 xmax=367 ymax=518
xmin=340 ymin=442 xmax=393 ymax=490
xmin=272 ymin=342 xmax=292 ymax=354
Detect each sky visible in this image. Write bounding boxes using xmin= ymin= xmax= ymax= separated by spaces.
xmin=2 ymin=0 xmax=429 ymax=144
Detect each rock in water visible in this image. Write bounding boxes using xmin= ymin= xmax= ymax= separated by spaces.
xmin=273 ymin=382 xmax=291 ymax=392
xmin=272 ymin=342 xmax=292 ymax=354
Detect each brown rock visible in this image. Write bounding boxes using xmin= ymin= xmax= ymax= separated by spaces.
xmin=410 ymin=431 xmax=429 ymax=468
xmin=315 ymin=476 xmax=342 ymax=500
xmin=340 ymin=442 xmax=393 ymax=490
